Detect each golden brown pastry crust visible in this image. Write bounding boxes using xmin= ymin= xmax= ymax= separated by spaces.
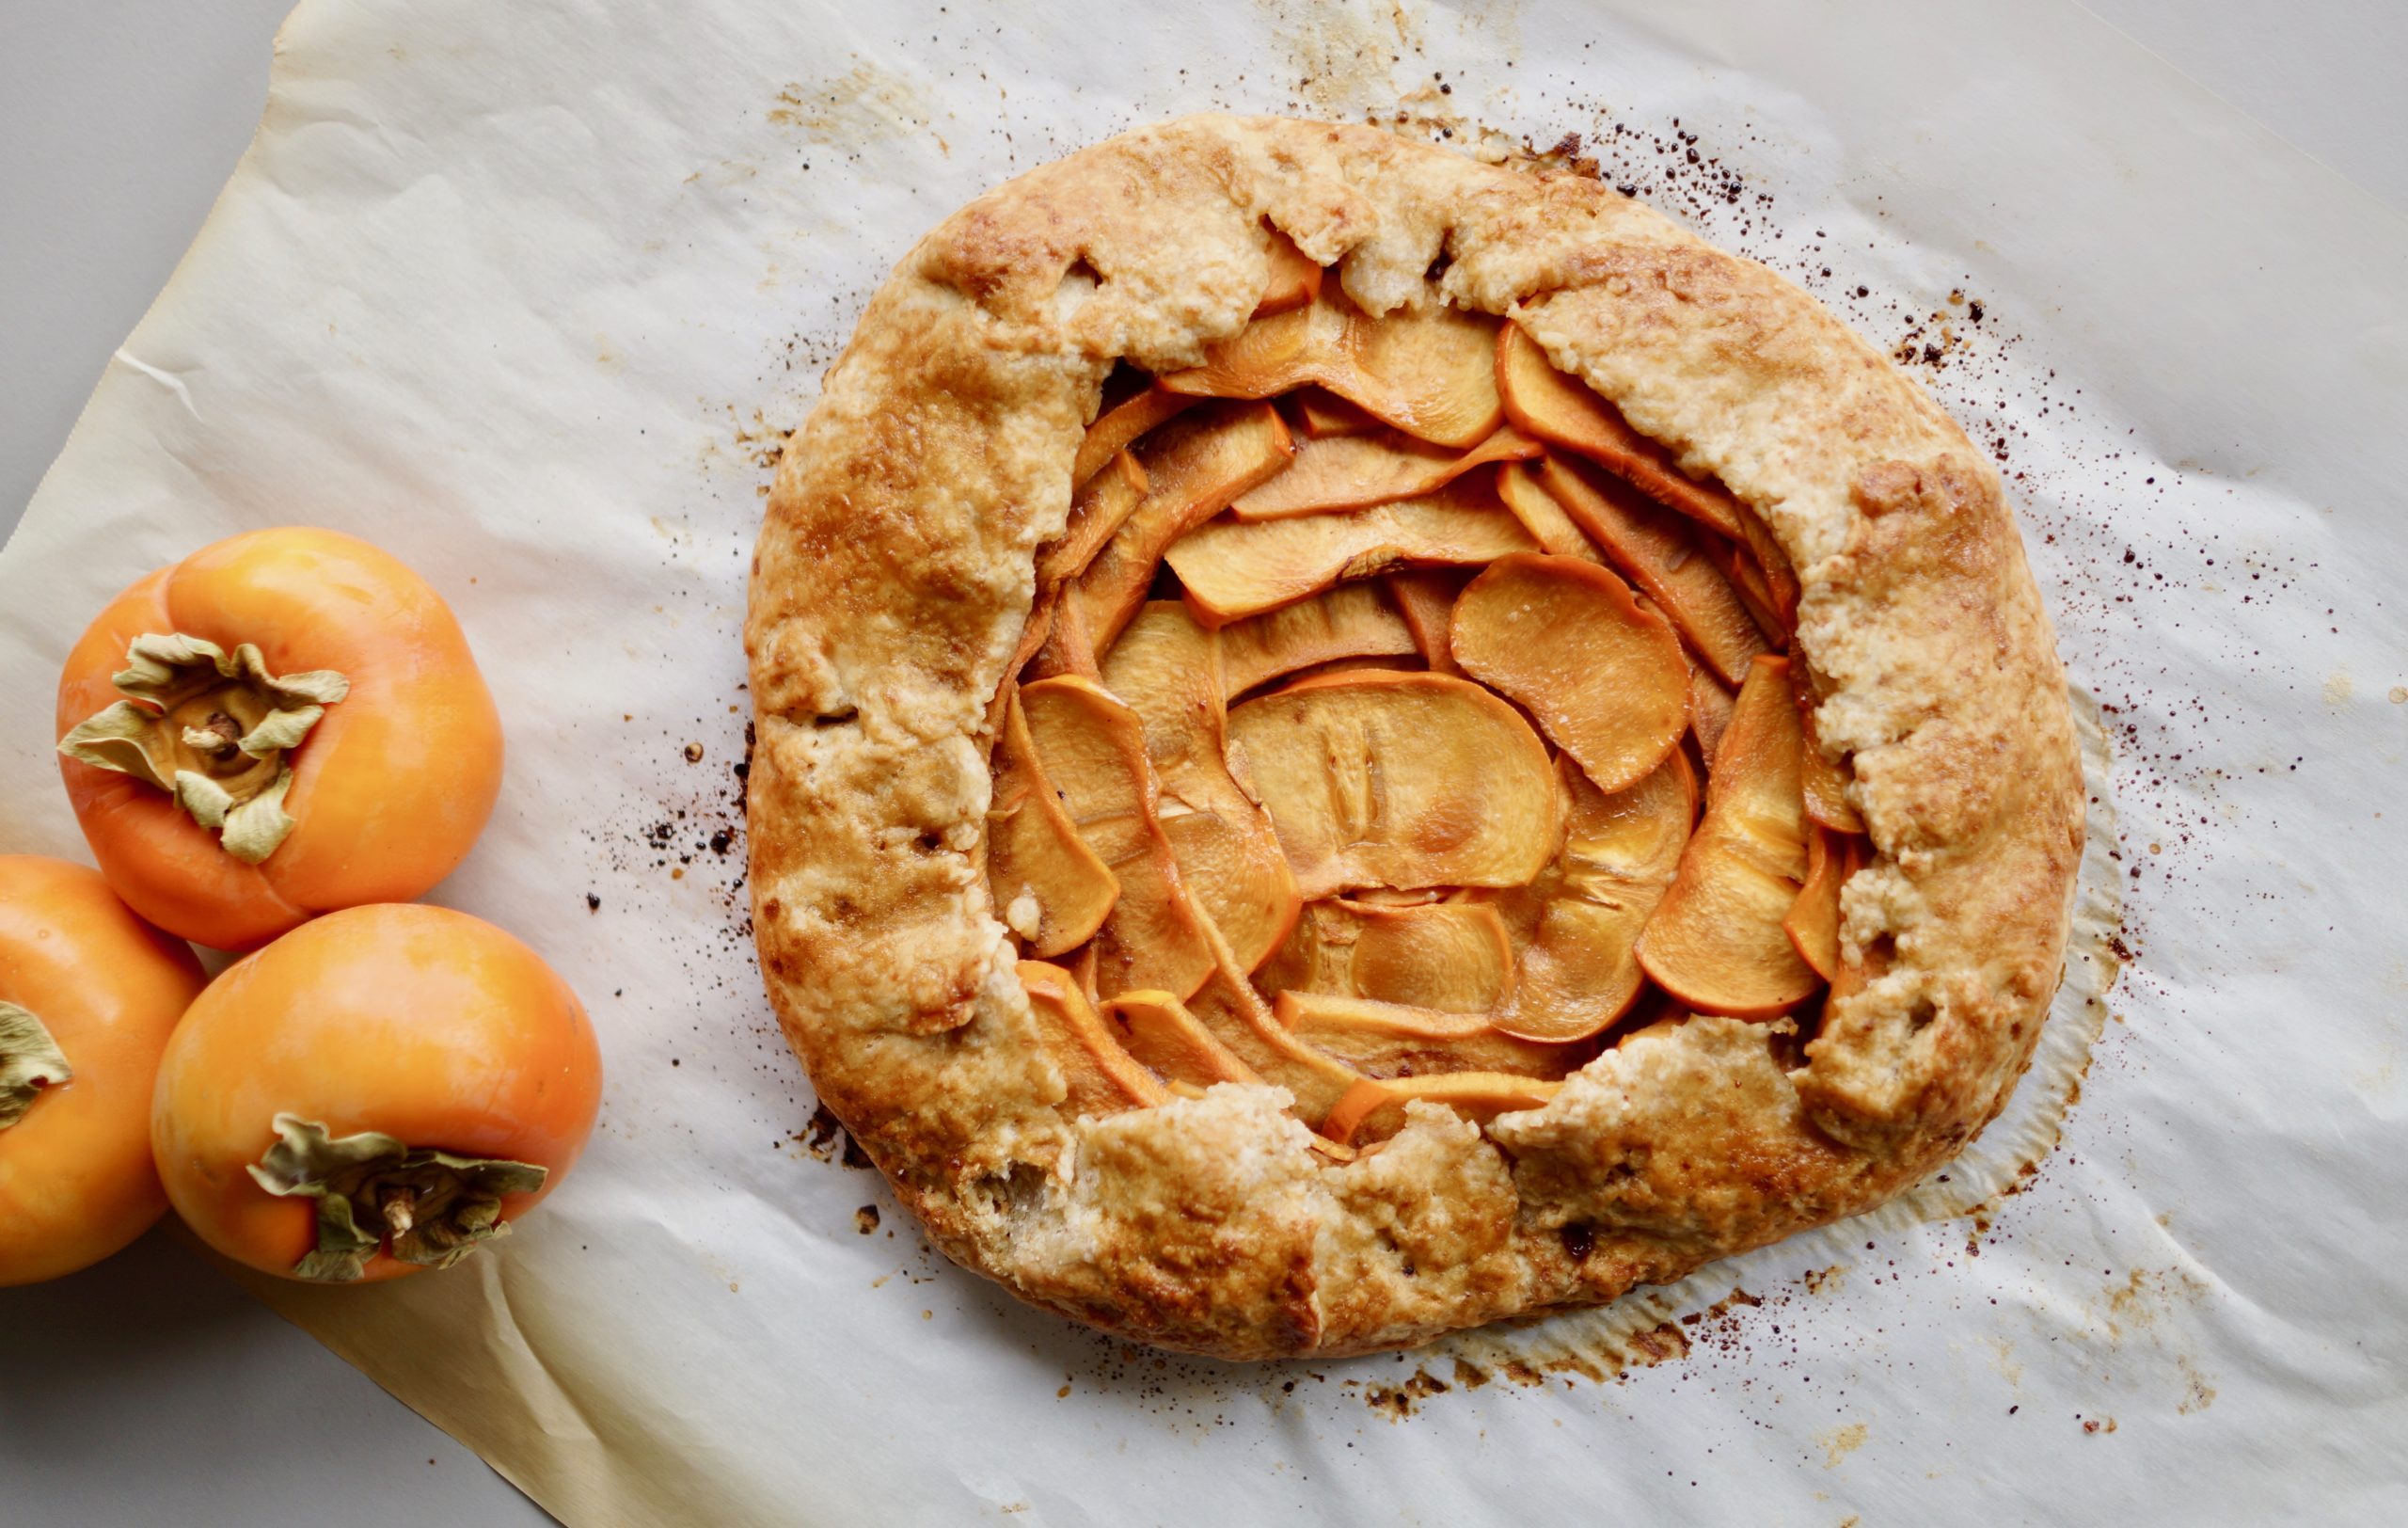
xmin=744 ymin=115 xmax=2084 ymax=1359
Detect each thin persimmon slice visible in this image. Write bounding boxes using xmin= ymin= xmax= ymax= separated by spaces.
xmin=1483 ymin=753 xmax=1695 ymax=1043
xmin=1229 ymin=426 xmax=1541 ymax=520
xmin=1178 ymin=918 xmax=1362 ymax=1126
xmin=1782 ymin=825 xmax=1869 ymax=981
xmin=1024 ymin=588 xmax=1101 ymax=681
xmin=1450 ymin=553 xmax=1690 ymax=796
xmin=1386 ymin=568 xmax=1469 ymax=676
xmin=1018 ymin=961 xmax=1170 ymax=1114
xmin=1104 ymin=990 xmax=1261 ymax=1089
xmin=1792 ymin=660 xmax=1866 ymax=833
xmin=988 ymin=686 xmax=1119 ymax=957
xmin=1522 ymin=456 xmax=1770 ymax=686
xmin=1041 ymin=449 xmax=1149 ymax=586
xmin=1293 ymin=388 xmax=1381 ymax=438
xmin=1018 ymin=676 xmax=1216 ymax=1000
xmin=1495 ymin=463 xmax=1604 ymax=563
xmin=1098 ymin=603 xmax=1301 ymax=971
xmin=1225 ymin=670 xmax=1558 ymax=899
xmin=1636 ymin=656 xmax=1818 ymax=1018
xmin=1274 ymin=992 xmax=1567 ymax=1079
xmin=1165 ymin=475 xmax=1539 ymax=625
xmin=1259 ymin=899 xmax=1517 ymax=1013
xmin=1323 ymin=1073 xmax=1560 ymax=1148
xmin=1497 ymin=322 xmax=1747 ymax=541
xmin=1255 ymin=230 xmax=1323 ymax=317
xmin=1217 ymin=582 xmax=1417 ymax=699
xmin=1072 ymin=388 xmax=1196 ymax=489
xmin=1689 ymin=666 xmax=1736 ymax=769
xmin=1163 ymin=288 xmax=1504 ymax=448
xmin=1070 ymin=401 xmax=1294 ymax=651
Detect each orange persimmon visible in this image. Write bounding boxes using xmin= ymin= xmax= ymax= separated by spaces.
xmin=1 ymin=856 xmax=207 ymax=1286
xmin=150 ymin=903 xmax=601 ymax=1283
xmin=55 ymin=528 xmax=501 ymax=951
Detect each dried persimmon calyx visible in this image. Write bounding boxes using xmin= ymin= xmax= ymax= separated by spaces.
xmin=0 ymin=1000 xmax=72 ymax=1131
xmin=57 ymin=633 xmax=350 ymax=864
xmin=246 ymin=1112 xmax=547 ymax=1282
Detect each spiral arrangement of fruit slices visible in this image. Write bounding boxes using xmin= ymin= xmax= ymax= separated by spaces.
xmin=990 ymin=235 xmax=1873 ymax=1153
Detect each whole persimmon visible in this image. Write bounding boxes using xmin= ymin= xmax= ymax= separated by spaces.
xmin=55 ymin=528 xmax=501 ymax=950
xmin=151 ymin=903 xmax=601 ymax=1283
xmin=1 ymin=856 xmax=207 ymax=1286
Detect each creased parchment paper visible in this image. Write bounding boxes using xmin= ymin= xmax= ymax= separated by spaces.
xmin=4 ymin=1 xmax=2403 ymax=1522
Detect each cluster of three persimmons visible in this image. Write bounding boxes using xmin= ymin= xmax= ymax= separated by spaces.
xmin=1 ymin=529 xmax=600 ymax=1288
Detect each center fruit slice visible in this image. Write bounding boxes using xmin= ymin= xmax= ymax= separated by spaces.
xmin=1225 ymin=670 xmax=1557 ymax=899
xmin=1097 ymin=602 xmax=1301 ymax=971
xmin=1634 ymin=656 xmax=1819 ymax=1018
xmin=1449 ymin=553 xmax=1691 ymax=796
xmin=1257 ymin=898 xmax=1517 ymax=1012
xmin=1017 ymin=676 xmax=1216 ymax=1000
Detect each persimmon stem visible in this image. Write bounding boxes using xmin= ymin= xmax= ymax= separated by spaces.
xmin=57 ymin=633 xmax=349 ymax=865
xmin=246 ymin=1113 xmax=547 ymax=1282
xmin=0 ymin=1001 xmax=73 ymax=1131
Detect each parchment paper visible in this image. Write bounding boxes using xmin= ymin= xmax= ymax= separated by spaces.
xmin=4 ymin=1 xmax=2403 ymax=1522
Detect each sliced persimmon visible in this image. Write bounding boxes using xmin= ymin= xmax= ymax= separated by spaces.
xmin=1018 ymin=676 xmax=1216 ymax=999
xmin=1070 ymin=401 xmax=1294 ymax=650
xmin=1041 ymin=449 xmax=1149 ymax=586
xmin=1072 ymin=389 xmax=1196 ymax=489
xmin=988 ymin=686 xmax=1118 ymax=957
xmin=1386 ymin=567 xmax=1469 ymax=676
xmin=1104 ymin=990 xmax=1262 ymax=1088
xmin=1179 ymin=918 xmax=1362 ymax=1125
xmin=1293 ymin=389 xmax=1380 ymax=438
xmin=1323 ymin=1073 xmax=1560 ymax=1147
xmin=1025 ymin=589 xmax=1101 ymax=680
xmin=1527 ymin=456 xmax=1770 ymax=686
xmin=1783 ymin=825 xmax=1868 ymax=981
xmin=1791 ymin=660 xmax=1865 ymax=833
xmin=1494 ymin=462 xmax=1603 ymax=563
xmin=1225 ymin=671 xmax=1558 ymax=899
xmin=1229 ymin=426 xmax=1541 ymax=520
xmin=1450 ymin=553 xmax=1690 ymax=796
xmin=1484 ymin=753 xmax=1695 ymax=1043
xmin=1255 ymin=231 xmax=1323 ymax=317
xmin=1162 ymin=288 xmax=1504 ymax=448
xmin=1264 ymin=899 xmax=1517 ymax=1013
xmin=1018 ymin=961 xmax=1170 ymax=1114
xmin=1497 ymin=322 xmax=1747 ymax=541
xmin=1165 ymin=476 xmax=1539 ymax=624
xmin=1689 ymin=666 xmax=1735 ymax=768
xmin=1098 ymin=603 xmax=1301 ymax=970
xmin=1217 ymin=582 xmax=1417 ymax=699
xmin=1636 ymin=656 xmax=1818 ymax=1018
xmin=1274 ymin=992 xmax=1566 ymax=1078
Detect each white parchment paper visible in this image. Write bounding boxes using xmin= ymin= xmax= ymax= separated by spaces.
xmin=4 ymin=1 xmax=2403 ymax=1522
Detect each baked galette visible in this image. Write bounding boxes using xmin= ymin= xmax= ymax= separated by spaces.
xmin=745 ymin=115 xmax=2083 ymax=1359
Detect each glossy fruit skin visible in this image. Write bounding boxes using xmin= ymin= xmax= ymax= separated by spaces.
xmin=0 ymin=856 xmax=206 ymax=1286
xmin=55 ymin=528 xmax=502 ymax=950
xmin=151 ymin=903 xmax=602 ymax=1283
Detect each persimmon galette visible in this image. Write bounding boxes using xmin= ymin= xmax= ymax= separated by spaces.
xmin=746 ymin=115 xmax=2083 ymax=1359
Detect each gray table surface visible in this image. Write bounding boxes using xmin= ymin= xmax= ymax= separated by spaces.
xmin=3 ymin=2 xmax=2401 ymax=1523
